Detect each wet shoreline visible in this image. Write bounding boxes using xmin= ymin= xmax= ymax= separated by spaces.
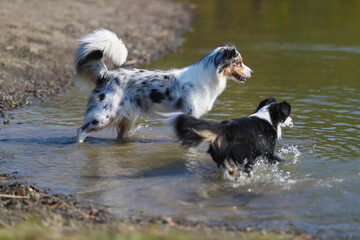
xmin=0 ymin=178 xmax=315 ymax=239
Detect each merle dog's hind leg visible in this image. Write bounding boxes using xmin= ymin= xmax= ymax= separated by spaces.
xmin=77 ymin=105 xmax=120 ymax=143
xmin=116 ymin=116 xmax=137 ymax=140
xmin=77 ymin=114 xmax=119 ymax=143
xmin=77 ymin=126 xmax=89 ymax=143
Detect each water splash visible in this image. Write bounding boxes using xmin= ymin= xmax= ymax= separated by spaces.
xmin=130 ymin=124 xmax=149 ymax=135
xmin=222 ymin=145 xmax=302 ymax=189
xmin=278 ymin=145 xmax=301 ymax=163
xmin=223 ymin=158 xmax=297 ymax=191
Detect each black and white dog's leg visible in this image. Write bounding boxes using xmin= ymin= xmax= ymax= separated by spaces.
xmin=266 ymin=152 xmax=285 ymax=164
xmin=244 ymin=159 xmax=255 ymax=176
xmin=224 ymin=158 xmax=237 ymax=174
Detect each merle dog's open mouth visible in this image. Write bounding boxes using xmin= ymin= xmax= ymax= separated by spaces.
xmin=232 ymin=72 xmax=246 ymax=83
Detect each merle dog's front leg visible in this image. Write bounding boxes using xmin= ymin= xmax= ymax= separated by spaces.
xmin=266 ymin=153 xmax=285 ymax=164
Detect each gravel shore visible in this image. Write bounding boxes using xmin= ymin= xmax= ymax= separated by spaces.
xmin=0 ymin=181 xmax=114 ymax=226
xmin=0 ymin=0 xmax=191 ymax=115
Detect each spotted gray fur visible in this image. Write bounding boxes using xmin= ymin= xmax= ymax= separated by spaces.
xmin=75 ymin=30 xmax=253 ymax=142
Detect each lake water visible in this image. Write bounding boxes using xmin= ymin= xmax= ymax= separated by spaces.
xmin=1 ymin=0 xmax=360 ymax=238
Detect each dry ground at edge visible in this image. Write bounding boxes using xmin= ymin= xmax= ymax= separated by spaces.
xmin=0 ymin=0 xmax=191 ymax=115
xmin=0 ymin=180 xmax=313 ymax=240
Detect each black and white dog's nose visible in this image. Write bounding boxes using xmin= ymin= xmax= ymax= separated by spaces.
xmin=250 ymin=70 xmax=254 ymax=75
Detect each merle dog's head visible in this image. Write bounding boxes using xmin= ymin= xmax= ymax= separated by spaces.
xmin=253 ymin=98 xmax=294 ymax=131
xmin=209 ymin=45 xmax=254 ymax=83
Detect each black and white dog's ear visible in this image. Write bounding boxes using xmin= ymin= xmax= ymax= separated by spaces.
xmin=268 ymin=101 xmax=291 ymax=126
xmin=279 ymin=101 xmax=291 ymax=120
xmin=254 ymin=97 xmax=277 ymax=113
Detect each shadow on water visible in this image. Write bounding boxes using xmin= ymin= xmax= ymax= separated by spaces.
xmin=0 ymin=137 xmax=78 ymax=145
xmin=0 ymin=136 xmax=175 ymax=146
xmin=76 ymin=160 xmax=190 ymax=180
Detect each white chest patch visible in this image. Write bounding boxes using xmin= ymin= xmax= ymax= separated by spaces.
xmin=250 ymin=106 xmax=272 ymax=124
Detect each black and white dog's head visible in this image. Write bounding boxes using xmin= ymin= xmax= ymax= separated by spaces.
xmin=251 ymin=98 xmax=294 ymax=139
xmin=203 ymin=44 xmax=254 ymax=83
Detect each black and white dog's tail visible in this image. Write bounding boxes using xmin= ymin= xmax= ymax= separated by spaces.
xmin=164 ymin=112 xmax=224 ymax=148
xmin=74 ymin=29 xmax=128 ymax=85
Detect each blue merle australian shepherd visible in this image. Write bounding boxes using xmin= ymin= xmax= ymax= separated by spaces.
xmin=75 ymin=29 xmax=254 ymax=143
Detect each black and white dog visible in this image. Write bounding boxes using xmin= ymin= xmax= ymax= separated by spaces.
xmin=168 ymin=98 xmax=294 ymax=174
xmin=74 ymin=29 xmax=253 ymax=142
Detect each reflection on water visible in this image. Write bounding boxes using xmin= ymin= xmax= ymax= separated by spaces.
xmin=1 ymin=0 xmax=360 ymax=238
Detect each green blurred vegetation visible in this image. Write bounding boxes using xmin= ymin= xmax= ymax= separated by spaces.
xmin=188 ymin=0 xmax=360 ymax=44
xmin=153 ymin=0 xmax=360 ymax=69
xmin=0 ymin=217 xmax=294 ymax=240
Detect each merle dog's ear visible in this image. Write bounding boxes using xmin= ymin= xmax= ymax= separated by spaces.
xmin=214 ymin=45 xmax=237 ymax=67
xmin=254 ymin=97 xmax=277 ymax=113
xmin=223 ymin=47 xmax=237 ymax=60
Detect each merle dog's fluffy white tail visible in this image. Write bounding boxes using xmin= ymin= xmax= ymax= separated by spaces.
xmin=74 ymin=29 xmax=128 ymax=85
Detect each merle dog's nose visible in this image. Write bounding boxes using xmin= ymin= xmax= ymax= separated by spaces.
xmin=251 ymin=70 xmax=254 ymax=75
